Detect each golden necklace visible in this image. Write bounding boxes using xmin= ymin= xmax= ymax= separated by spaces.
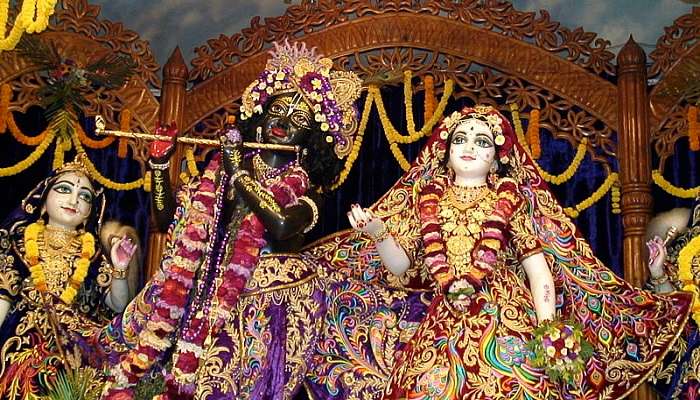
xmin=439 ymin=186 xmax=496 ymax=276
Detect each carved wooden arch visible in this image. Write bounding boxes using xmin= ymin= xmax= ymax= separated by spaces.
xmin=649 ymin=7 xmax=700 ymax=171
xmin=183 ymin=12 xmax=618 ymax=140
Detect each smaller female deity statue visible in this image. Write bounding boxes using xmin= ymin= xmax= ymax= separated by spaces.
xmin=0 ymin=154 xmax=139 ymax=400
xmin=647 ymin=195 xmax=700 ymax=400
xmin=348 ymin=105 xmax=692 ymax=399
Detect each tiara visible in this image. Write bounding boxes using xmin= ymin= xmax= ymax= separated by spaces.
xmin=240 ymin=40 xmax=362 ymax=158
xmin=56 ymin=152 xmax=91 ymax=176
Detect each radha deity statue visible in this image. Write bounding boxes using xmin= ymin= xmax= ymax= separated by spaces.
xmin=343 ymin=105 xmax=692 ymax=399
xmin=97 ymin=40 xmax=362 ymax=398
xmin=646 ymin=194 xmax=700 ymax=399
xmin=0 ymin=154 xmax=139 ymax=400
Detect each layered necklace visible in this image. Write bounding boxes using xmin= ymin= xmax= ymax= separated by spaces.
xmin=252 ymin=153 xmax=299 ymax=185
xmin=439 ymin=184 xmax=495 ymax=275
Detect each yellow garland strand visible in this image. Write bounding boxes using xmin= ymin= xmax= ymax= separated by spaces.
xmin=52 ymin=136 xmax=65 ymax=170
xmin=185 ymin=147 xmax=198 ymax=177
xmin=563 ymin=173 xmax=619 ymax=218
xmin=143 ymin=170 xmax=151 ymax=192
xmin=0 ymin=128 xmax=54 ymax=176
xmin=330 ymin=90 xmax=372 ymax=190
xmin=678 ymin=235 xmax=700 ymax=326
xmin=72 ymin=134 xmax=144 ymax=190
xmin=510 ymin=103 xmax=588 ymax=185
xmin=652 ymin=169 xmax=700 ymax=198
xmin=0 ymin=0 xmax=57 ymax=52
xmin=610 ymin=178 xmax=621 ymax=214
xmin=689 ymin=105 xmax=700 ymax=152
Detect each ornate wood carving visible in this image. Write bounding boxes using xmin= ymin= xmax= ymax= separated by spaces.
xmin=183 ymin=13 xmax=618 ymax=136
xmin=189 ymin=0 xmax=616 ymax=82
xmin=649 ymin=8 xmax=700 ymax=169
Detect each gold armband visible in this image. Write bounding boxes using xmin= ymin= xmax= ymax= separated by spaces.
xmin=298 ymin=196 xmax=319 ymax=234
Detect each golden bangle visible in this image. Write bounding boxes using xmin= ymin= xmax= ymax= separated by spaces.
xmin=650 ymin=273 xmax=669 ymax=286
xmin=112 ymin=267 xmax=128 ymax=280
xmin=298 ymin=196 xmax=319 ymax=234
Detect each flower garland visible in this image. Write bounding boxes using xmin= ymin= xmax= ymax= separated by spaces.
xmin=0 ymin=128 xmax=55 ymax=176
xmin=563 ymin=173 xmax=618 ymax=218
xmin=76 ymin=121 xmax=115 ymax=149
xmin=331 ymin=92 xmax=371 ymax=190
xmin=0 ymin=82 xmax=10 ymax=132
xmin=652 ymin=169 xmax=700 ymax=199
xmin=611 ymin=178 xmax=621 ymax=214
xmin=678 ymin=235 xmax=700 ymax=326
xmin=117 ymin=109 xmax=131 ymax=158
xmin=526 ymin=319 xmax=593 ymax=384
xmin=0 ymin=0 xmax=57 ymax=52
xmin=527 ymin=109 xmax=541 ymax=159
xmin=103 ymin=158 xmax=221 ymax=399
xmin=71 ymin=137 xmax=145 ymax=191
xmin=24 ymin=221 xmax=95 ymax=304
xmin=165 ymin=166 xmax=309 ymax=398
xmin=423 ymin=74 xmax=435 ymax=124
xmin=689 ymin=105 xmax=700 ymax=152
xmin=510 ymin=103 xmax=588 ymax=185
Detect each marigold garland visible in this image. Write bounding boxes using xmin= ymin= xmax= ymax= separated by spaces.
xmin=689 ymin=105 xmax=700 ymax=152
xmin=72 ymin=136 xmax=145 ymax=191
xmin=0 ymin=128 xmax=54 ymax=176
xmin=678 ymin=235 xmax=700 ymax=326
xmin=0 ymin=83 xmax=10 ymax=132
xmin=563 ymin=173 xmax=618 ymax=218
xmin=24 ymin=221 xmax=94 ymax=304
xmin=118 ymin=109 xmax=131 ymax=158
xmin=76 ymin=122 xmax=115 ymax=149
xmin=652 ymin=169 xmax=700 ymax=199
xmin=527 ymin=109 xmax=541 ymax=159
xmin=0 ymin=0 xmax=58 ymax=51
xmin=610 ymin=179 xmax=621 ymax=214
xmin=330 ymin=91 xmax=371 ymax=190
xmin=423 ymin=74 xmax=436 ymax=125
xmin=7 ymin=113 xmax=48 ymax=146
xmin=510 ymin=103 xmax=588 ymax=185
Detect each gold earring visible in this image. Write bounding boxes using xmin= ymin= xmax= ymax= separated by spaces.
xmin=256 ymin=126 xmax=263 ymax=142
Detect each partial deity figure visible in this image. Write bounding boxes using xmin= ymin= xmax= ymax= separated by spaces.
xmin=99 ymin=40 xmax=362 ymax=398
xmin=647 ymin=195 xmax=700 ymax=399
xmin=347 ymin=105 xmax=692 ymax=399
xmin=0 ymin=153 xmax=139 ymax=400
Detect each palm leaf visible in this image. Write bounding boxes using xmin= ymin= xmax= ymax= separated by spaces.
xmin=44 ymin=369 xmax=100 ymax=400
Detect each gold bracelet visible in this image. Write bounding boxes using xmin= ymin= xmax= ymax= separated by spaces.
xmin=370 ymin=224 xmax=390 ymax=243
xmin=112 ymin=267 xmax=128 ymax=280
xmin=298 ymin=196 xmax=319 ymax=234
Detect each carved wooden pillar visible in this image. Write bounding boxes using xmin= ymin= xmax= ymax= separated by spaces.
xmin=617 ymin=36 xmax=656 ymax=400
xmin=145 ymin=47 xmax=188 ymax=278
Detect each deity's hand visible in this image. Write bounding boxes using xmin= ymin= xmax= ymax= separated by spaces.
xmin=220 ymin=125 xmax=244 ymax=178
xmin=347 ymin=204 xmax=384 ymax=237
xmin=646 ymin=235 xmax=667 ymax=278
xmin=446 ymin=278 xmax=475 ymax=313
xmin=110 ymin=234 xmax=138 ymax=270
xmin=149 ymin=121 xmax=178 ymax=164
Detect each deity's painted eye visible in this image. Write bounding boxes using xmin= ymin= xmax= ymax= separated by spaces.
xmin=291 ymin=112 xmax=311 ymax=129
xmin=475 ymin=137 xmax=493 ymax=148
xmin=452 ymin=135 xmax=467 ymax=144
xmin=269 ymin=101 xmax=287 ymax=116
xmin=78 ymin=190 xmax=93 ymax=203
xmin=52 ymin=184 xmax=72 ymax=194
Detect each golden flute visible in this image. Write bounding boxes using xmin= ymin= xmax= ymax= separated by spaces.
xmin=93 ymin=115 xmax=299 ymax=153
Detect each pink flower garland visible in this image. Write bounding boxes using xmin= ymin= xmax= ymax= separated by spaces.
xmin=103 ymin=158 xmax=311 ymax=399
